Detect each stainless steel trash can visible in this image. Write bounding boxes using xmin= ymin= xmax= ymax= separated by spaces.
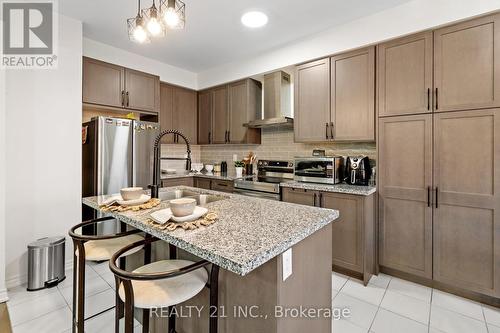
xmin=27 ymin=236 xmax=66 ymax=291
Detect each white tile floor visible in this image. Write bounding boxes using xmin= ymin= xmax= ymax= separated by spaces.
xmin=5 ymin=265 xmax=500 ymax=333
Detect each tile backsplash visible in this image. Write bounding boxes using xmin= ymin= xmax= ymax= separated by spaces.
xmin=162 ymin=126 xmax=376 ymax=174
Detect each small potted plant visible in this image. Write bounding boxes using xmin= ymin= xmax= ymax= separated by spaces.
xmin=234 ymin=161 xmax=245 ymax=178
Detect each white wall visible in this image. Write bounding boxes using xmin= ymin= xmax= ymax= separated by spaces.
xmin=4 ymin=14 xmax=83 ymax=287
xmin=0 ymin=64 xmax=6 ymax=300
xmin=198 ymin=0 xmax=500 ymax=88
xmin=83 ymin=38 xmax=198 ymax=90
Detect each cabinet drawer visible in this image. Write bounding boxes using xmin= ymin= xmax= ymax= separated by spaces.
xmin=162 ymin=177 xmax=194 ymax=188
xmin=211 ymin=180 xmax=234 ymax=193
xmin=194 ymin=177 xmax=211 ymax=190
xmin=281 ymin=187 xmax=317 ymax=207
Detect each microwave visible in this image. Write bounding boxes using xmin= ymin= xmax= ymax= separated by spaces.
xmin=294 ymin=156 xmax=344 ymax=184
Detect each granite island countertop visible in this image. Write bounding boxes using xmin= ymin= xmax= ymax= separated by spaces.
xmin=82 ymin=186 xmax=339 ymax=276
xmin=280 ymin=181 xmax=376 ymax=196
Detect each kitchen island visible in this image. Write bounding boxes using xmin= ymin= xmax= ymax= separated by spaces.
xmin=83 ymin=186 xmax=338 ymax=333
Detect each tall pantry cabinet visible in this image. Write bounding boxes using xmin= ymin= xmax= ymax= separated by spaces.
xmin=377 ymin=13 xmax=500 ymax=298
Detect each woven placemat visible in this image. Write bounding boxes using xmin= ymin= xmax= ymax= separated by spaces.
xmin=146 ymin=212 xmax=219 ymax=231
xmin=99 ymin=198 xmax=161 ymax=212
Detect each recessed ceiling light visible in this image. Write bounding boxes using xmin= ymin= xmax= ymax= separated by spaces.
xmin=241 ymin=11 xmax=268 ymax=28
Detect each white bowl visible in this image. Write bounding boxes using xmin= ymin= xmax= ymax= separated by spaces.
xmin=120 ymin=187 xmax=143 ymax=201
xmin=192 ymin=163 xmax=204 ymax=172
xmin=169 ymin=198 xmax=197 ymax=217
xmin=205 ymin=164 xmax=214 ymax=172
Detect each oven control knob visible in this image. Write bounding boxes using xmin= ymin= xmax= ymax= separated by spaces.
xmin=289 ymin=162 xmax=294 ymax=167
xmin=258 ymin=161 xmax=263 ymax=165
xmin=263 ymin=162 xmax=268 ymax=166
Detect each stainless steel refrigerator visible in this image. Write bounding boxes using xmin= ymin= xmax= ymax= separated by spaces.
xmin=82 ymin=117 xmax=160 ymax=219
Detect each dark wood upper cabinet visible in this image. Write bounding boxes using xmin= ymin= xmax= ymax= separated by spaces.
xmin=434 ymin=13 xmax=500 ymax=112
xmin=331 ymin=46 xmax=375 ymax=141
xmin=211 ymin=85 xmax=229 ymax=144
xmin=377 ymin=32 xmax=433 ymax=117
xmin=172 ymin=86 xmax=197 ymax=144
xmin=83 ymin=57 xmax=125 ymax=108
xmin=159 ymin=83 xmax=197 ymax=144
xmin=228 ymin=79 xmax=262 ymax=144
xmin=159 ymin=83 xmax=174 ymax=144
xmin=294 ymin=58 xmax=331 ymax=142
xmin=83 ymin=57 xmax=160 ymax=114
xmin=198 ymin=80 xmax=262 ymax=145
xmin=198 ymin=90 xmax=212 ymax=144
xmin=125 ymin=69 xmax=160 ymax=113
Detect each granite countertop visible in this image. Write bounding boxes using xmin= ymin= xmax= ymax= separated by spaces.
xmin=161 ymin=171 xmax=251 ymax=181
xmin=82 ymin=187 xmax=338 ymax=276
xmin=280 ymin=181 xmax=377 ymax=196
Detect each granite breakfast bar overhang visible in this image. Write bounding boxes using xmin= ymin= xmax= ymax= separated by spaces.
xmin=83 ymin=186 xmax=339 ymax=333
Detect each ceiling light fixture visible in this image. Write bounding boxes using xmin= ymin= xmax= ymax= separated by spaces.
xmin=241 ymin=11 xmax=268 ymax=28
xmin=127 ymin=0 xmax=185 ymax=43
xmin=127 ymin=0 xmax=150 ymax=43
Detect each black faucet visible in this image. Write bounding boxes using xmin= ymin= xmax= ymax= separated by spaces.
xmin=150 ymin=130 xmax=192 ymax=199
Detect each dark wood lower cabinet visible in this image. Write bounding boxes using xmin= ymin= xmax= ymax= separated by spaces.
xmin=161 ymin=177 xmax=194 ymax=188
xmin=210 ymin=180 xmax=234 ymax=193
xmin=281 ymin=187 xmax=375 ymax=284
xmin=193 ymin=177 xmax=211 ymax=190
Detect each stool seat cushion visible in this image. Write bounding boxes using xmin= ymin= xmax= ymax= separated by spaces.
xmin=118 ymin=260 xmax=208 ymax=309
xmin=77 ymin=234 xmax=144 ymax=261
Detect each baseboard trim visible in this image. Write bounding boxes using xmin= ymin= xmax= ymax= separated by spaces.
xmin=6 ymin=258 xmax=73 ymax=289
xmin=0 ymin=288 xmax=9 ymax=303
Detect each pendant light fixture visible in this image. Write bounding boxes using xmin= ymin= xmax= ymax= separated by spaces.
xmin=127 ymin=0 xmax=185 ymax=43
xmin=143 ymin=0 xmax=165 ymax=37
xmin=127 ymin=0 xmax=150 ymax=43
xmin=160 ymin=0 xmax=185 ymax=30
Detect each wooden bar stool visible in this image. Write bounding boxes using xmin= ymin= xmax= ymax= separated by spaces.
xmin=69 ymin=216 xmax=144 ymax=333
xmin=109 ymin=237 xmax=220 ymax=333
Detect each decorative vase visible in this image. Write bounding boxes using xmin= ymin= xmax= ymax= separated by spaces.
xmin=235 ymin=167 xmax=243 ymax=178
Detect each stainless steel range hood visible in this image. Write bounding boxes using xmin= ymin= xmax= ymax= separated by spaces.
xmin=247 ymin=71 xmax=293 ymax=128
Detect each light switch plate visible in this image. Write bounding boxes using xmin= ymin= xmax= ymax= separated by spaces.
xmin=232 ymin=154 xmax=238 ymax=162
xmin=282 ymin=248 xmax=292 ymax=281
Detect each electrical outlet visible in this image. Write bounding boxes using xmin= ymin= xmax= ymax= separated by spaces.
xmin=282 ymin=248 xmax=292 ymax=281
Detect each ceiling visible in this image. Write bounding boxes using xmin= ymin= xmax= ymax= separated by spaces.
xmin=60 ymin=0 xmax=412 ymax=72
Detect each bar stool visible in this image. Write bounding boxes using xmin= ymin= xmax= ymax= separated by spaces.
xmin=109 ymin=237 xmax=220 ymax=333
xmin=69 ymin=216 xmax=144 ymax=333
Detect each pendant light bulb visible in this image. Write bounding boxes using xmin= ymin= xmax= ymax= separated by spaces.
xmin=133 ymin=24 xmax=148 ymax=43
xmin=147 ymin=16 xmax=162 ymax=35
xmin=164 ymin=6 xmax=180 ymax=28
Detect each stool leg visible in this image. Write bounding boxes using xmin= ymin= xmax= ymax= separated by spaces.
xmin=142 ymin=309 xmax=150 ymax=333
xmin=74 ymin=241 xmax=86 ymax=333
xmin=168 ymin=306 xmax=176 ymax=333
xmin=209 ymin=265 xmax=220 ymax=333
xmin=122 ymin=280 xmax=135 ymax=333
xmin=72 ymin=247 xmax=77 ymax=333
xmin=115 ymin=276 xmax=124 ymax=333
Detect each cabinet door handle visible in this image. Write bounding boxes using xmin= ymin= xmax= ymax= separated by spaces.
xmin=435 ymin=88 xmax=438 ymax=110
xmin=227 ymin=131 xmax=230 ymax=143
xmin=427 ymin=88 xmax=430 ymax=111
xmin=224 ymin=130 xmax=228 ymax=143
xmin=126 ymin=91 xmax=130 ymax=107
xmin=208 ymin=132 xmax=211 ymax=144
xmin=330 ymin=122 xmax=334 ymax=139
xmin=325 ymin=123 xmax=329 ymax=139
xmin=313 ymin=193 xmax=317 ymax=207
xmin=319 ymin=192 xmax=323 ymax=207
xmin=427 ymin=186 xmax=431 ymax=207
xmin=121 ymin=90 xmax=125 ymax=107
xmin=435 ymin=187 xmax=439 ymax=208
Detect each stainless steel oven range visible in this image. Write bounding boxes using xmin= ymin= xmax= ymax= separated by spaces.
xmin=233 ymin=160 xmax=294 ymax=200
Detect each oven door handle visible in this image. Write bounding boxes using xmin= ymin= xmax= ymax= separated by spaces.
xmin=233 ymin=189 xmax=280 ymax=201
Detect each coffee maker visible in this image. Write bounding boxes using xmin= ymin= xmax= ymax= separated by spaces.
xmin=345 ymin=156 xmax=372 ymax=186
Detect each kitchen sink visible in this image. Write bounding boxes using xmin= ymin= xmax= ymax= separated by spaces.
xmin=158 ymin=189 xmax=226 ymax=206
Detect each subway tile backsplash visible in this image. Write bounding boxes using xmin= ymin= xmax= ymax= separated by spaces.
xmin=162 ymin=126 xmax=376 ymax=173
